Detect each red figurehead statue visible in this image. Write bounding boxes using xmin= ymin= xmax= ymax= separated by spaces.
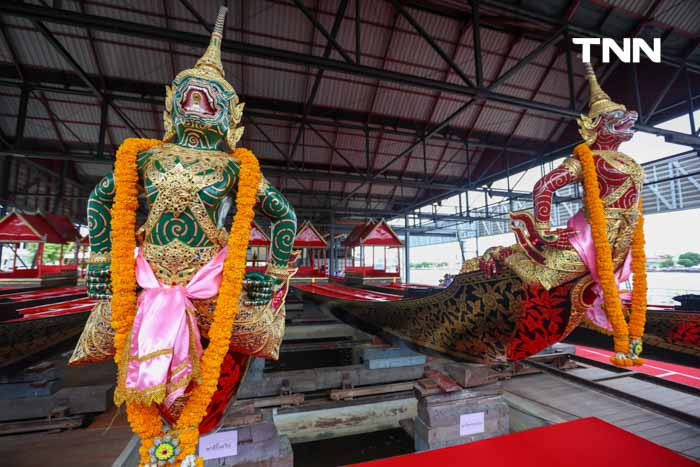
xmin=479 ymin=63 xmax=644 ymax=311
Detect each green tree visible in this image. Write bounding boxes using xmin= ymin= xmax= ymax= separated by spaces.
xmin=677 ymin=252 xmax=700 ymax=268
xmin=659 ymin=257 xmax=674 ymax=268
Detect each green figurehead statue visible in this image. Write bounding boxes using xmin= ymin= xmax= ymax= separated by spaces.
xmin=85 ymin=7 xmax=297 ymax=306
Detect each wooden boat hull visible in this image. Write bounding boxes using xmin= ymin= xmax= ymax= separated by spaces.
xmin=0 ymin=297 xmax=94 ymax=368
xmin=0 ymin=286 xmax=87 ymax=320
xmin=571 ymin=310 xmax=700 ymax=359
xmin=297 ymin=270 xmax=583 ymax=364
xmin=0 ymin=311 xmax=90 ymax=368
xmin=357 ymin=282 xmax=443 ymax=299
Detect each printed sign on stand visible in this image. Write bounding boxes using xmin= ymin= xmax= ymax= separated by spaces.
xmin=459 ymin=412 xmax=485 ymax=436
xmin=199 ymin=430 xmax=238 ymax=460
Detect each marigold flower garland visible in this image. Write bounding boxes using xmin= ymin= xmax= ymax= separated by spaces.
xmin=574 ymin=143 xmax=647 ymax=367
xmin=110 ymin=139 xmax=261 ymax=466
xmin=628 ymin=199 xmax=647 ymax=349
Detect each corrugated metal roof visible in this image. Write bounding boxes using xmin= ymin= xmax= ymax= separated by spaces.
xmin=0 ymin=0 xmax=695 ymax=223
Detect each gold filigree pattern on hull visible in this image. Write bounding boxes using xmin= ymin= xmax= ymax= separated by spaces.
xmin=335 ymin=271 xmax=525 ymax=364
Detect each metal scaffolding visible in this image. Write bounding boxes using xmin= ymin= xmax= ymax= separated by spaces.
xmin=0 ymin=0 xmax=697 ymax=235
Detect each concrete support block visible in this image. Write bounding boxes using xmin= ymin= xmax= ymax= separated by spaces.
xmin=362 ymin=347 xmax=427 ymax=369
xmin=238 ymin=363 xmax=424 ymax=399
xmin=0 ymin=383 xmax=114 ymax=422
xmin=413 ymin=384 xmax=508 ymax=451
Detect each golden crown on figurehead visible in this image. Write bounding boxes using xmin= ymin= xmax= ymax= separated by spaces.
xmin=174 ymin=6 xmax=234 ymax=92
xmin=577 ymin=62 xmax=626 ymax=145
xmin=164 ymin=6 xmax=245 ymax=147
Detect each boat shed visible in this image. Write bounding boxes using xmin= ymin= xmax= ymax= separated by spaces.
xmin=293 ymin=220 xmax=329 ymax=282
xmin=0 ymin=212 xmax=80 ymax=286
xmin=246 ymin=221 xmax=271 ymax=272
xmin=0 ymin=1 xmax=698 ymax=465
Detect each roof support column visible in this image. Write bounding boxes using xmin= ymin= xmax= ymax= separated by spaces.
xmin=403 ymin=214 xmax=410 ymax=283
xmin=14 ymin=87 xmax=29 ymax=150
xmin=469 ymin=0 xmax=483 ymax=88
xmin=329 ymin=211 xmax=336 ymax=278
xmin=686 ymin=68 xmax=697 ymax=136
xmin=53 ymin=160 xmax=67 ymax=213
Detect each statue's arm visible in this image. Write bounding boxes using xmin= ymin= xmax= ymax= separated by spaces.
xmin=532 ymin=157 xmax=582 ymax=229
xmin=85 ymin=172 xmax=115 ymax=299
xmin=257 ymin=177 xmax=297 ymax=275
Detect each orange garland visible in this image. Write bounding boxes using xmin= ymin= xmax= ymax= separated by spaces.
xmin=110 ymin=139 xmax=261 ymax=466
xmin=574 ymin=143 xmax=647 ymax=367
xmin=628 ymin=200 xmax=647 ymax=343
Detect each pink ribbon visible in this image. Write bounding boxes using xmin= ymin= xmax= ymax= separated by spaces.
xmin=125 ymin=247 xmax=228 ymax=408
xmin=568 ymin=211 xmax=632 ymax=331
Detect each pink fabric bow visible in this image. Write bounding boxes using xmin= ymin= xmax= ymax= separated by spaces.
xmin=124 ymin=247 xmax=228 ymax=408
xmin=568 ymin=211 xmax=632 ymax=331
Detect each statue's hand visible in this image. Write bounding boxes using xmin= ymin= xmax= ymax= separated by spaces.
xmin=242 ymin=272 xmax=283 ymax=306
xmin=479 ymin=247 xmax=514 ymax=277
xmin=86 ymin=264 xmax=112 ymax=300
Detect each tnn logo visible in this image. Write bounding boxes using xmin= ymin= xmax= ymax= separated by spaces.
xmin=572 ymin=38 xmax=661 ymax=63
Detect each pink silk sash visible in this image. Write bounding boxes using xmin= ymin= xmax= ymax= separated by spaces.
xmin=568 ymin=211 xmax=632 ymax=331
xmin=125 ymin=247 xmax=228 ymax=408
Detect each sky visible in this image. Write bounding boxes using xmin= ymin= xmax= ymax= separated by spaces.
xmin=410 ymin=110 xmax=700 ymax=264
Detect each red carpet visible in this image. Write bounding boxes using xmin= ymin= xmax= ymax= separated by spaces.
xmin=574 ymin=345 xmax=700 ymax=389
xmin=348 ymin=418 xmax=698 ymax=467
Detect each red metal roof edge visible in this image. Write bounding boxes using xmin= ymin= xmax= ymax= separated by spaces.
xmin=361 ymin=218 xmax=403 ymax=247
xmin=0 ymin=212 xmax=66 ymax=243
xmin=294 ymin=220 xmax=328 ymax=248
xmin=342 ymin=219 xmax=375 ymax=247
xmin=40 ymin=212 xmax=80 ymax=242
xmin=249 ymin=220 xmax=271 ymax=245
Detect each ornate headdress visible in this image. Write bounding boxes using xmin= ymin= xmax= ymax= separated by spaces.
xmin=577 ymin=62 xmax=626 ymax=145
xmin=173 ymin=6 xmax=231 ymax=90
xmin=164 ymin=6 xmax=245 ymax=147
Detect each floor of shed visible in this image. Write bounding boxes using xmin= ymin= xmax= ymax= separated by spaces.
xmin=503 ymin=372 xmax=700 ymax=461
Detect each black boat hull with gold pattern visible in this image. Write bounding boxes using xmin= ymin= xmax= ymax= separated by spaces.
xmin=298 ymin=270 xmax=587 ymax=364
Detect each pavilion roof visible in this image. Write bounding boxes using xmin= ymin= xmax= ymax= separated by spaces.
xmin=294 ymin=221 xmax=327 ymax=248
xmin=249 ymin=221 xmax=270 ymax=246
xmin=0 ymin=212 xmax=67 ymax=243
xmin=342 ymin=219 xmax=403 ymax=247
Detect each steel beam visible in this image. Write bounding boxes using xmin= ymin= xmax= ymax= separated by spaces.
xmin=28 ymin=18 xmax=144 ymax=137
xmin=13 ymin=88 xmax=28 ymax=150
xmin=178 ymin=0 xmax=212 ymax=33
xmin=292 ymin=0 xmax=353 ymax=64
xmin=354 ymin=0 xmax=361 ymax=64
xmin=686 ymin=68 xmax=696 ymax=135
xmin=564 ymin=28 xmax=575 ymax=110
xmin=289 ymin=0 xmax=350 ymax=163
xmin=307 ymin=123 xmax=361 ymax=174
xmin=340 ymin=99 xmax=475 ymax=201
xmin=391 ymin=0 xmax=474 ymax=88
xmin=488 ymin=25 xmax=565 ymax=90
xmin=469 ymin=0 xmax=483 ymax=88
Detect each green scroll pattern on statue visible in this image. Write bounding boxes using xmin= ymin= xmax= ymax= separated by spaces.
xmin=86 ymin=173 xmax=115 ymax=299
xmin=259 ymin=181 xmax=297 ymax=267
xmin=85 ymin=144 xmax=297 ymax=303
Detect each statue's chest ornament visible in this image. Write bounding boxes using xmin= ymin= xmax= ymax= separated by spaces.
xmin=144 ymin=156 xmax=231 ymax=246
xmin=151 ymin=164 xmax=201 ymax=215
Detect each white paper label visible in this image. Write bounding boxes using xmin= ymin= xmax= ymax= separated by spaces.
xmin=199 ymin=430 xmax=238 ymax=460
xmin=459 ymin=412 xmax=485 ymax=436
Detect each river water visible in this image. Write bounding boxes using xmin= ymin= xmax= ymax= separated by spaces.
xmin=409 ymin=269 xmax=700 ymax=306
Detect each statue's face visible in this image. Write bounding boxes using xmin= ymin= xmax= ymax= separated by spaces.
xmin=595 ymin=109 xmax=638 ymax=144
xmin=171 ymin=76 xmax=235 ymax=149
